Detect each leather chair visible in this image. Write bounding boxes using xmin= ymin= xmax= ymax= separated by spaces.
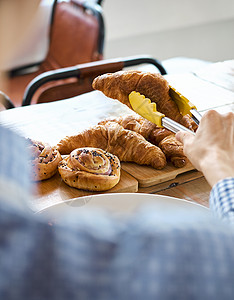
xmin=1 ymin=55 xmax=166 ymax=109
xmin=2 ymin=0 xmax=105 ymax=108
xmin=0 ymin=91 xmax=15 ymax=110
xmin=21 ymin=55 xmax=167 ymax=106
xmin=0 ymin=1 xmax=167 ymax=109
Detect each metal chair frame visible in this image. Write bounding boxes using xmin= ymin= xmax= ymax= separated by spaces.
xmin=22 ymin=55 xmax=167 ymax=106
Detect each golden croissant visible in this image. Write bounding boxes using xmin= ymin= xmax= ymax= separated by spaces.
xmin=28 ymin=139 xmax=62 ymax=181
xmin=58 ymin=147 xmax=120 ymax=191
xmin=92 ymin=70 xmax=197 ymax=131
xmin=57 ymin=122 xmax=166 ymax=170
xmin=99 ymin=115 xmax=188 ymax=168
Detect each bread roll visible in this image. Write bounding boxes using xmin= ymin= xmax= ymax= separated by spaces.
xmin=58 ymin=147 xmax=121 ymax=191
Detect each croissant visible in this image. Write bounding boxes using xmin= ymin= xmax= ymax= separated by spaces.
xmin=28 ymin=139 xmax=62 ymax=181
xmin=92 ymin=70 xmax=197 ymax=131
xmin=57 ymin=122 xmax=166 ymax=170
xmin=58 ymin=148 xmax=120 ymax=191
xmin=158 ymin=134 xmax=187 ymax=167
xmin=99 ymin=115 xmax=188 ymax=168
xmin=98 ymin=114 xmax=156 ymax=140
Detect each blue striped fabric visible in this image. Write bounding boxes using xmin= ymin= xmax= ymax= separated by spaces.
xmin=210 ymin=178 xmax=234 ymax=222
xmin=0 ymin=125 xmax=31 ymax=210
xmin=0 ymin=125 xmax=31 ymax=191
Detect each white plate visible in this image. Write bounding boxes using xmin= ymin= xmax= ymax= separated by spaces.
xmin=38 ymin=193 xmax=209 ymax=220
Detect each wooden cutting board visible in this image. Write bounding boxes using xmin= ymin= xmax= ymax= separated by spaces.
xmin=31 ymin=161 xmax=196 ymax=212
xmin=31 ymin=169 xmax=138 ymax=212
xmin=121 ymin=161 xmax=195 ymax=187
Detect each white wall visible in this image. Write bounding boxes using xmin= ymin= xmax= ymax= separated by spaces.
xmin=102 ymin=0 xmax=234 ymax=62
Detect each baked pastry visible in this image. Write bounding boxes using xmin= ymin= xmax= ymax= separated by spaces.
xmin=99 ymin=114 xmax=156 ymax=141
xmin=99 ymin=115 xmax=188 ymax=167
xmin=149 ymin=127 xmax=188 ymax=168
xmin=58 ymin=147 xmax=120 ymax=191
xmin=28 ymin=139 xmax=62 ymax=181
xmin=57 ymin=122 xmax=166 ymax=169
xmin=92 ymin=70 xmax=198 ymax=131
xmin=158 ymin=134 xmax=187 ymax=168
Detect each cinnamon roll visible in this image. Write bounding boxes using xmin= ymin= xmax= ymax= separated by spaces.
xmin=58 ymin=147 xmax=121 ymax=191
xmin=28 ymin=139 xmax=62 ymax=181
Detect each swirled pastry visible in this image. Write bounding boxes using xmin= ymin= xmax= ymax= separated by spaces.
xmin=58 ymin=148 xmax=120 ymax=191
xmin=57 ymin=122 xmax=166 ymax=170
xmin=28 ymin=139 xmax=62 ymax=181
xmin=92 ymin=70 xmax=198 ymax=131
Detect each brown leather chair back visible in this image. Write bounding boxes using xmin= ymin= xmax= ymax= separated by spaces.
xmin=3 ymin=0 xmax=104 ymax=107
xmin=40 ymin=0 xmax=104 ymax=72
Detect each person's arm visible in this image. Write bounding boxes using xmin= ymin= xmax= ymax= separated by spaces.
xmin=209 ymin=177 xmax=234 ymax=221
xmin=176 ymin=110 xmax=234 ymax=221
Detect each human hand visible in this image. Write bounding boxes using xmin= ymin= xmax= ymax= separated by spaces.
xmin=176 ymin=110 xmax=234 ymax=187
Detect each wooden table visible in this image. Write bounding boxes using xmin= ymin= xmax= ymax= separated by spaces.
xmin=1 ymin=60 xmax=234 ymax=211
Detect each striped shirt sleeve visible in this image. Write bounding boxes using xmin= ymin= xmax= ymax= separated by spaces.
xmin=209 ymin=177 xmax=234 ymax=222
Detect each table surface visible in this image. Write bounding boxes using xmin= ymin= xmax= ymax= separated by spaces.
xmin=1 ymin=59 xmax=234 ymax=212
